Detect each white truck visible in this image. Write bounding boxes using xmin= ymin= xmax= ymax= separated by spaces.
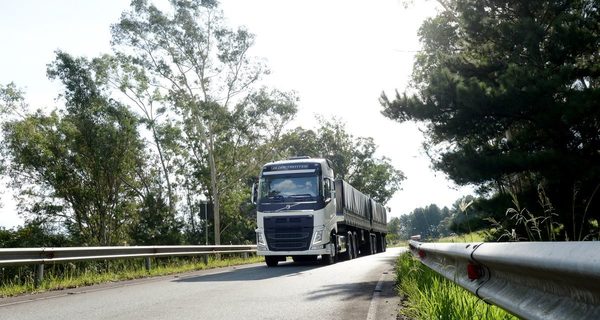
xmin=252 ymin=157 xmax=387 ymax=267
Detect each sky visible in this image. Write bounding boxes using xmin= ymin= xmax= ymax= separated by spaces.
xmin=0 ymin=0 xmax=473 ymax=228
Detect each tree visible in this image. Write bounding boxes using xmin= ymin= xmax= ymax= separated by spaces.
xmin=92 ymin=54 xmax=188 ymax=226
xmin=387 ymin=216 xmax=402 ymax=242
xmin=2 ymin=52 xmax=144 ymax=245
xmin=381 ymin=0 xmax=600 ymax=239
xmin=396 ymin=204 xmax=452 ymax=240
xmin=0 ymin=219 xmax=72 ymax=248
xmin=0 ymin=83 xmax=29 ymax=178
xmin=280 ymin=117 xmax=405 ymax=204
xmin=111 ymin=0 xmax=297 ymax=245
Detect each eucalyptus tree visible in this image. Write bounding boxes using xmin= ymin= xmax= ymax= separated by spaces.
xmin=111 ymin=0 xmax=297 ymax=244
xmin=92 ymin=54 xmax=182 ymax=230
xmin=0 ymin=83 xmax=30 ymax=178
xmin=2 ymin=52 xmax=144 ymax=245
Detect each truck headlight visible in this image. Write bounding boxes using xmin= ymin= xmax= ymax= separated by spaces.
xmin=256 ymin=232 xmax=265 ymax=245
xmin=313 ymin=229 xmax=323 ymax=244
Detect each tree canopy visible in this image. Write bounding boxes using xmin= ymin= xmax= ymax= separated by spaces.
xmin=3 ymin=52 xmax=144 ymax=245
xmin=381 ymin=0 xmax=600 ymax=240
xmin=0 ymin=0 xmax=405 ymax=248
xmin=280 ymin=117 xmax=405 ymax=204
xmin=111 ymin=0 xmax=297 ymax=245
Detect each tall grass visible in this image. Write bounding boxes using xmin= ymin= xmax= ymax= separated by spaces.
xmin=396 ymin=252 xmax=515 ymax=320
xmin=0 ymin=254 xmax=263 ymax=297
xmin=437 ymin=231 xmax=485 ymax=243
xmin=485 ymin=184 xmax=600 ymax=241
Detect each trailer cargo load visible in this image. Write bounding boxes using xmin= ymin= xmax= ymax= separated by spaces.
xmin=371 ymin=199 xmax=387 ymax=233
xmin=334 ymin=180 xmax=372 ymax=231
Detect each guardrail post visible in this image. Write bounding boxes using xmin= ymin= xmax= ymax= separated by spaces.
xmin=243 ymin=252 xmax=249 ymax=259
xmin=202 ymin=254 xmax=208 ymax=265
xmin=144 ymin=257 xmax=151 ymax=272
xmin=34 ymin=264 xmax=44 ymax=288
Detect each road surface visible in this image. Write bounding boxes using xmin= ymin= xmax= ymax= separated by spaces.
xmin=0 ymin=247 xmax=405 ymax=320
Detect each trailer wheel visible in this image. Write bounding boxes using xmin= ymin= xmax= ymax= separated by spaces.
xmin=352 ymin=232 xmax=358 ymax=258
xmin=346 ymin=231 xmax=354 ymax=260
xmin=370 ymin=234 xmax=376 ymax=254
xmin=265 ymin=256 xmax=279 ymax=267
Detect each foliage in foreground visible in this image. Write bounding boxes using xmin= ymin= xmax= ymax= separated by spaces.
xmin=382 ymin=0 xmax=600 ymax=240
xmin=437 ymin=230 xmax=485 ymax=243
xmin=396 ymin=252 xmax=515 ymax=320
xmin=0 ymin=255 xmax=263 ymax=298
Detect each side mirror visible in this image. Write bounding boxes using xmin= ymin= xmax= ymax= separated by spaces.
xmin=251 ymin=183 xmax=258 ymax=205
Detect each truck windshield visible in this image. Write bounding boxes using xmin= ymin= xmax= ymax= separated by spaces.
xmin=259 ymin=174 xmax=319 ymax=203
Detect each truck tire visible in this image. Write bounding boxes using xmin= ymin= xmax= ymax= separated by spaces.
xmin=321 ymin=254 xmax=335 ymax=265
xmin=346 ymin=231 xmax=354 ymax=260
xmin=352 ymin=232 xmax=359 ymax=258
xmin=322 ymin=236 xmax=336 ymax=265
xmin=370 ymin=234 xmax=376 ymax=254
xmin=265 ymin=256 xmax=279 ymax=267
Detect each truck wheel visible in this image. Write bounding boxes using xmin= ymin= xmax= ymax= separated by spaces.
xmin=265 ymin=256 xmax=279 ymax=267
xmin=321 ymin=254 xmax=335 ymax=265
xmin=346 ymin=232 xmax=354 ymax=260
xmin=352 ymin=232 xmax=359 ymax=258
xmin=322 ymin=237 xmax=336 ymax=265
xmin=370 ymin=234 xmax=376 ymax=254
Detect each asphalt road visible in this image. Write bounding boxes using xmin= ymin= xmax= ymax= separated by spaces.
xmin=0 ymin=247 xmax=405 ymax=320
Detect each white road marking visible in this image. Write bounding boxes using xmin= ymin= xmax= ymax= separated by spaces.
xmin=366 ymin=271 xmax=387 ymax=320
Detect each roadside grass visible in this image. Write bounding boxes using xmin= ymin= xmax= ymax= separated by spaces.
xmin=396 ymin=252 xmax=515 ymax=320
xmin=386 ymin=239 xmax=408 ymax=248
xmin=0 ymin=255 xmax=264 ymax=298
xmin=437 ymin=231 xmax=486 ymax=243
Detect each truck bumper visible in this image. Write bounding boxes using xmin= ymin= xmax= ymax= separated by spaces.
xmin=257 ymin=246 xmax=330 ymax=256
xmin=256 ymin=227 xmax=332 ymax=256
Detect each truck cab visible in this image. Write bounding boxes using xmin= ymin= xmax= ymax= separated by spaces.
xmin=254 ymin=157 xmax=337 ymax=266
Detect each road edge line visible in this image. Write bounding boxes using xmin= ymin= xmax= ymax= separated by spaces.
xmin=366 ymin=271 xmax=386 ymax=320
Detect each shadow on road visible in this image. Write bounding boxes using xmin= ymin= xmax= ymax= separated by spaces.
xmin=304 ymin=279 xmax=398 ymax=301
xmin=172 ymin=260 xmax=325 ymax=283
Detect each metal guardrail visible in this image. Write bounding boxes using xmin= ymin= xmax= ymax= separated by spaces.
xmin=409 ymin=240 xmax=600 ymax=320
xmin=0 ymin=245 xmax=257 ymax=266
xmin=0 ymin=245 xmax=257 ymax=287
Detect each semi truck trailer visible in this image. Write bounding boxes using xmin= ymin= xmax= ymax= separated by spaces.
xmin=252 ymin=157 xmax=387 ymax=267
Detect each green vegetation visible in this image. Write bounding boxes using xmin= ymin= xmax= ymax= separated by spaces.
xmin=0 ymin=255 xmax=263 ymax=298
xmin=396 ymin=252 xmax=515 ymax=320
xmin=389 ymin=197 xmax=492 ymax=242
xmin=437 ymin=231 xmax=485 ymax=243
xmin=383 ymin=0 xmax=600 ymax=241
xmin=281 ymin=118 xmax=405 ymax=204
xmin=0 ymin=0 xmax=403 ymax=256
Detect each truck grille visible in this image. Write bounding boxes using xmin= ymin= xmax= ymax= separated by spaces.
xmin=264 ymin=215 xmax=313 ymax=251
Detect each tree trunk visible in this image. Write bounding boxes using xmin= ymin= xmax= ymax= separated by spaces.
xmin=208 ymin=133 xmax=220 ymax=246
